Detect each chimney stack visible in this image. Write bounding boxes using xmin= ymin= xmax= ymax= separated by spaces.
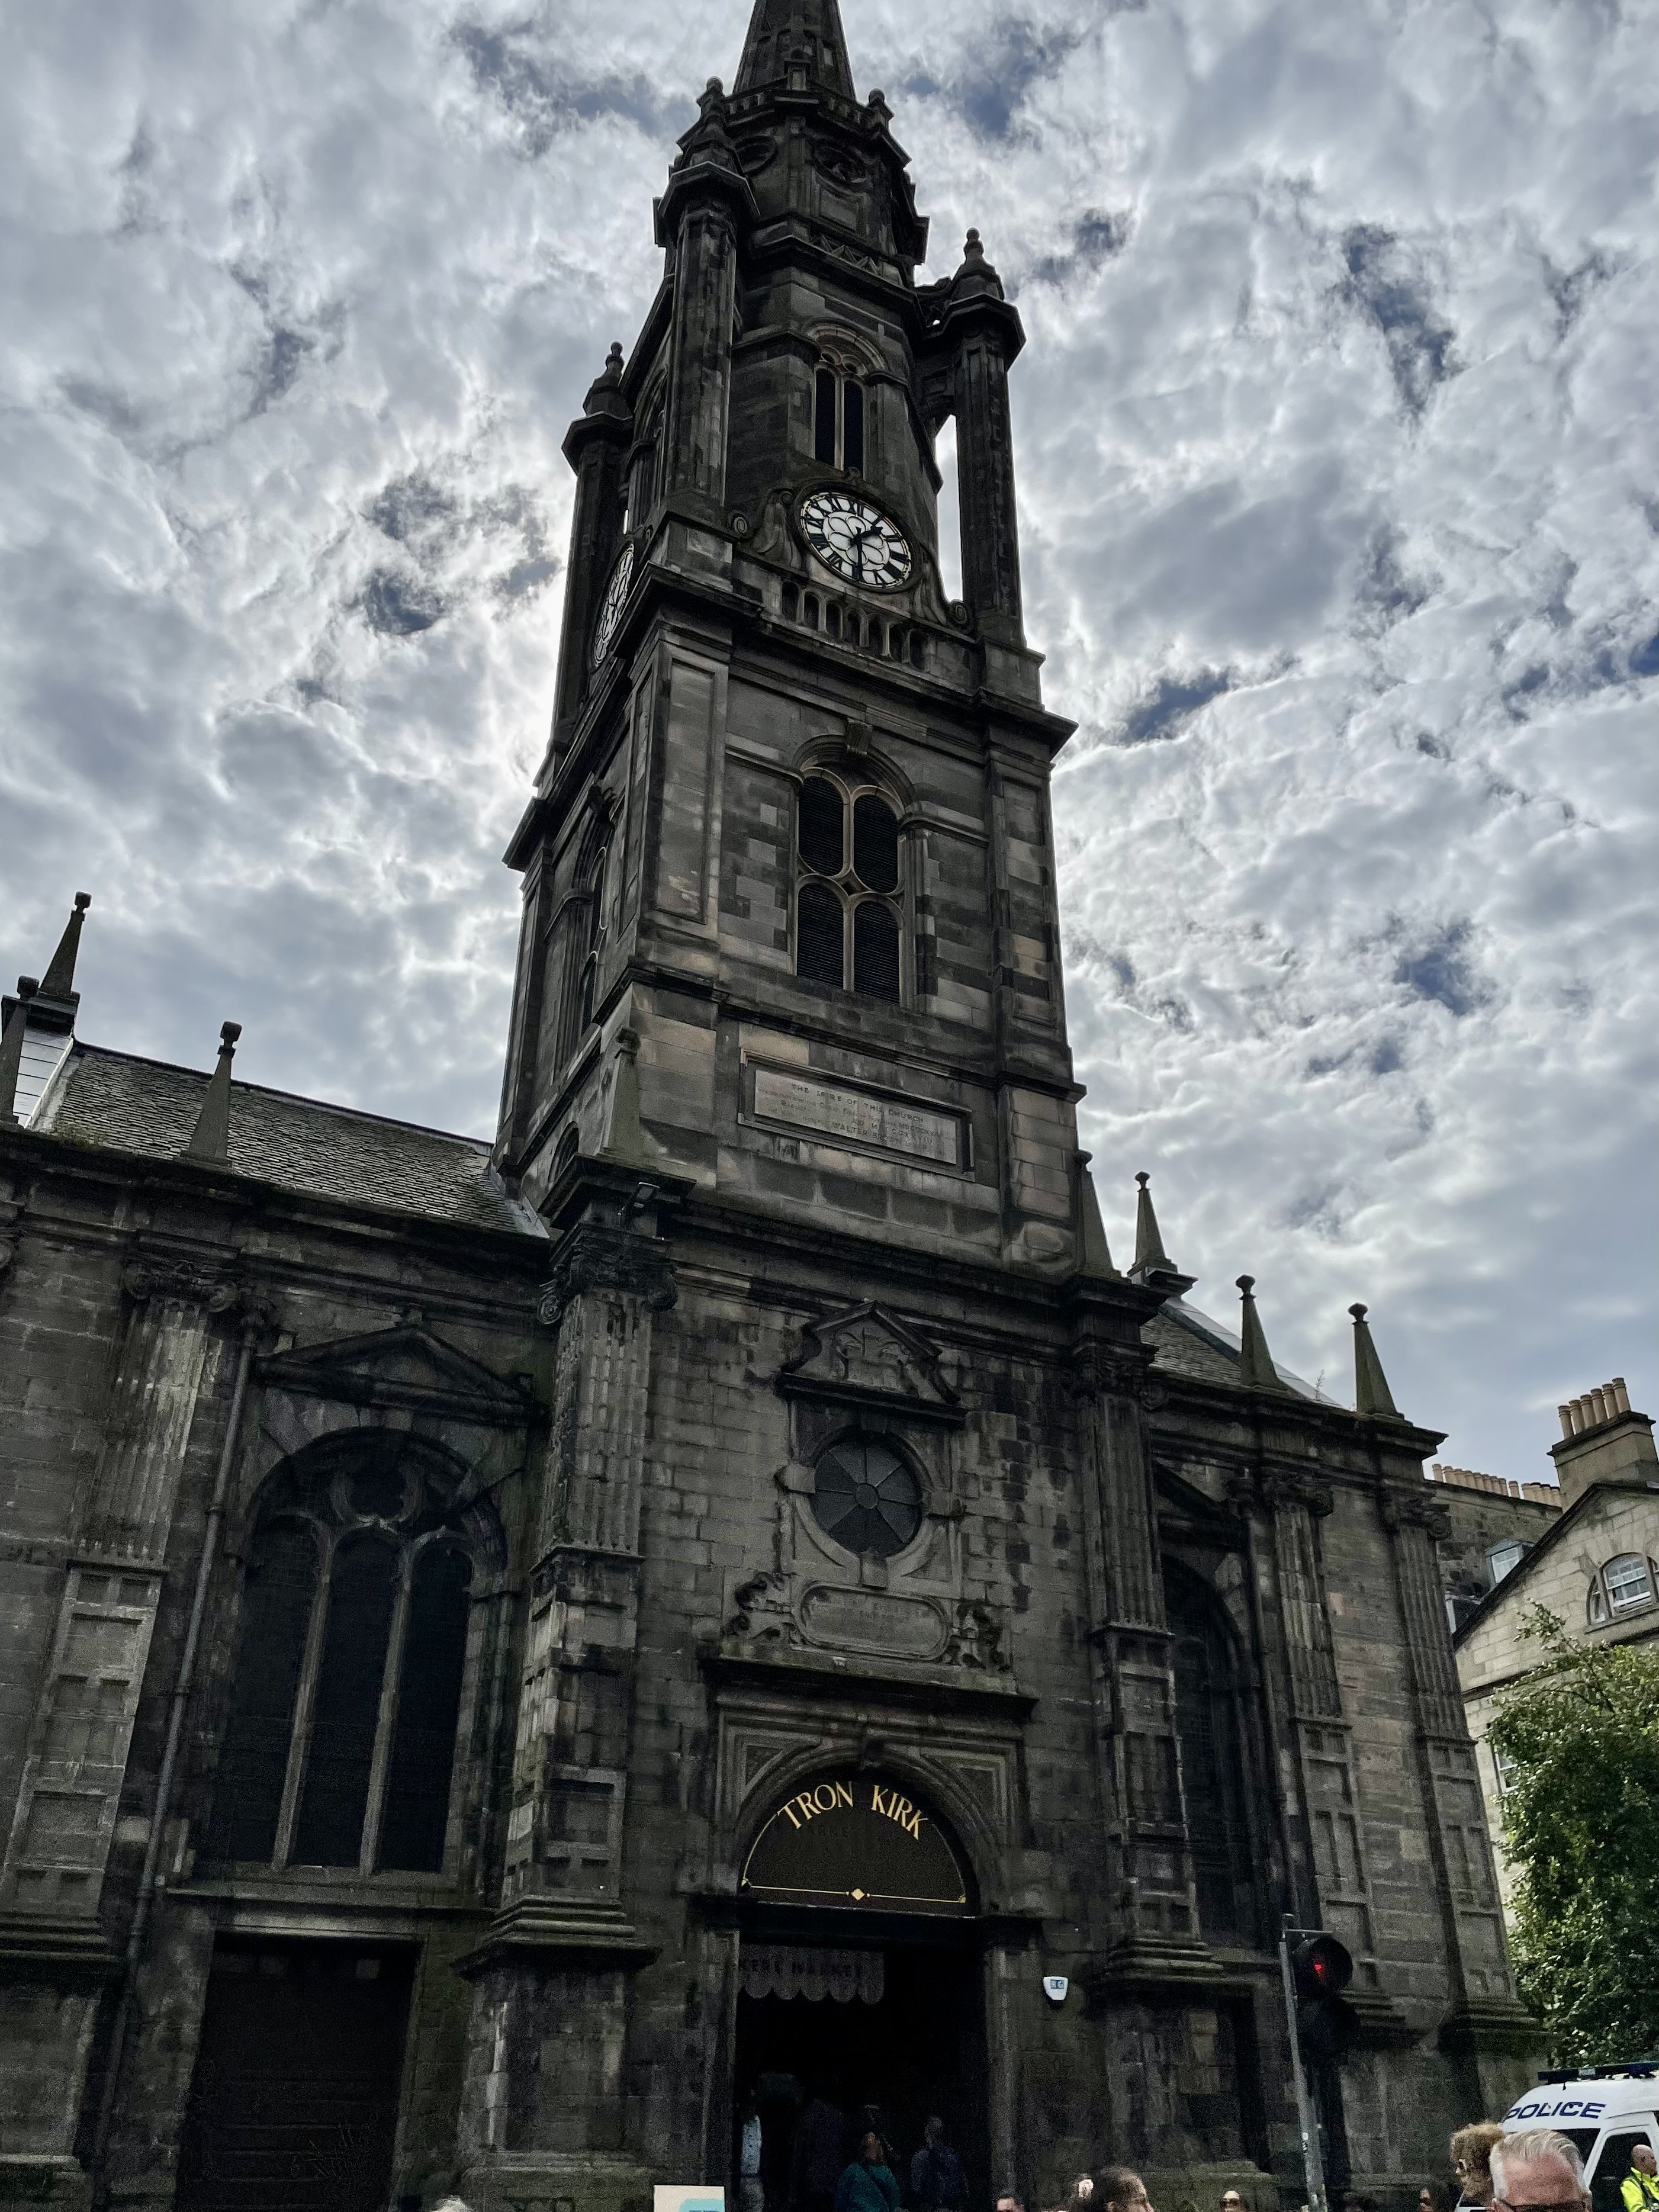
xmin=1549 ymin=1376 xmax=1657 ymax=1507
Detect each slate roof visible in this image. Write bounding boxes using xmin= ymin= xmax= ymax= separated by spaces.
xmin=36 ymin=1044 xmax=541 ymax=1239
xmin=1145 ymin=1298 xmax=1336 ymax=1404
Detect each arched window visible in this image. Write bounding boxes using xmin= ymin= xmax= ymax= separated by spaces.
xmin=794 ymin=774 xmax=905 ymax=1003
xmin=546 ymin=827 xmax=609 ymax=1073
xmin=811 ymin=1438 xmax=922 ymax=1560
xmin=815 ymin=364 xmax=865 ymax=474
xmin=1166 ymin=1568 xmax=1258 ymax=1945
xmin=207 ymin=1438 xmax=481 ymax=1876
xmin=1588 ymin=1554 xmax=1657 ymax=1625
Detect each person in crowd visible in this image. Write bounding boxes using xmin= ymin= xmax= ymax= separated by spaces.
xmin=1421 ymin=2187 xmax=1446 ymax=2212
xmin=1220 ymin=2191 xmax=1245 ymax=2212
xmin=737 ymin=2087 xmax=764 ymax=2212
xmin=1488 ymin=2129 xmax=1590 ymax=2212
xmin=1621 ymin=2145 xmax=1659 ymax=2212
xmin=835 ymin=2130 xmax=902 ymax=2212
xmin=994 ymin=2191 xmax=1024 ymax=2212
xmin=793 ymin=2084 xmax=850 ymax=2212
xmin=911 ymin=2117 xmax=967 ymax=2212
xmin=1453 ymin=2126 xmax=1509 ymax=2212
xmin=1094 ymin=2169 xmax=1156 ymax=2212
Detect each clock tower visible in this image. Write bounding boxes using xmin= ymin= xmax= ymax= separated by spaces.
xmin=464 ymin=4 xmax=1529 ymax=2207
xmin=496 ymin=0 xmax=1070 ymax=1256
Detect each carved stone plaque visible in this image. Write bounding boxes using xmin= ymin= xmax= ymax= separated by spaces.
xmin=752 ymin=1068 xmax=962 ymax=1168
xmin=799 ymin=1584 xmax=948 ymax=1661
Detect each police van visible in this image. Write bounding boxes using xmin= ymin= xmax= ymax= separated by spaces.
xmin=1502 ymin=2068 xmax=1659 ymax=2212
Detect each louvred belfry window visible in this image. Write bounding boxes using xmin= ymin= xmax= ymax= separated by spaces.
xmin=207 ymin=1439 xmax=479 ymax=1877
xmin=793 ymin=773 xmax=905 ymax=1003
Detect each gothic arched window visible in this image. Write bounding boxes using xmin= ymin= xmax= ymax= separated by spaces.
xmin=794 ymin=773 xmax=905 ymax=1003
xmin=206 ymin=1438 xmax=482 ymax=1877
xmin=1166 ymin=1568 xmax=1258 ymax=1945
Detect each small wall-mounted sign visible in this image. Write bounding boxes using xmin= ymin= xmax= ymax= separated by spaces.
xmin=657 ymin=2189 xmax=725 ymax=2212
xmin=1043 ymin=1975 xmax=1069 ymax=2005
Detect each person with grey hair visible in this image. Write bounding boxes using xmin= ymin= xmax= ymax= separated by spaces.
xmin=1488 ymin=2131 xmax=1590 ymax=2212
xmin=432 ymin=2198 xmax=473 ymax=2212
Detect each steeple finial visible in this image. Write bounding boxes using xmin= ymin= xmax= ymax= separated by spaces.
xmin=0 ymin=978 xmax=39 ymax=1128
xmin=182 ymin=1023 xmax=242 ymax=1165
xmin=1349 ymin=1302 xmax=1401 ymax=1419
xmin=39 ymin=892 xmax=92 ymax=1004
xmin=1127 ymin=1171 xmax=1196 ymax=1298
xmin=734 ymin=0 xmax=856 ymax=99
xmin=1236 ymin=1275 xmax=1287 ymax=1394
xmin=1132 ymin=1171 xmax=1171 ymax=1274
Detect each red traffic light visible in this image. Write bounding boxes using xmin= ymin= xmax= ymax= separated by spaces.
xmin=1291 ymin=1934 xmax=1354 ymax=1999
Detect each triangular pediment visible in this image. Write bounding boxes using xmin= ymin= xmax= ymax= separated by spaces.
xmin=258 ymin=1323 xmax=530 ymax=1427
xmin=780 ymin=1301 xmax=960 ymax=1418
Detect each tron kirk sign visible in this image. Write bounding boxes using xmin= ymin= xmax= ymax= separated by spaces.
xmin=741 ymin=1776 xmax=972 ymax=1914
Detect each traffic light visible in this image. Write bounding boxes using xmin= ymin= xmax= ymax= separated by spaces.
xmin=1291 ymin=1933 xmax=1358 ymax=2062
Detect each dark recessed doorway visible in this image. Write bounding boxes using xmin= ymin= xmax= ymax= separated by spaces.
xmin=735 ymin=1939 xmax=989 ymax=2212
xmin=177 ymin=1938 xmax=414 ymax=2212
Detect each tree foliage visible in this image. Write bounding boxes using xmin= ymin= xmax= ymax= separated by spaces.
xmin=1488 ymin=1607 xmax=1659 ymax=2062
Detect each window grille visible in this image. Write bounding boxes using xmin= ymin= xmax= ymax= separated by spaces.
xmin=811 ymin=1439 xmax=922 ymax=1559
xmin=794 ymin=776 xmax=905 ymax=1001
xmin=207 ymin=1442 xmax=477 ymax=1877
xmin=814 ymin=365 xmax=865 ymax=473
xmin=853 ymin=902 xmax=901 ymax=1003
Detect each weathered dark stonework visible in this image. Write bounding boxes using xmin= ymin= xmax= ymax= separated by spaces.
xmin=0 ymin=8 xmax=1540 ymax=2211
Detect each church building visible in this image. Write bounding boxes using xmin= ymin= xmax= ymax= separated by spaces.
xmin=0 ymin=5 xmax=1539 ymax=2210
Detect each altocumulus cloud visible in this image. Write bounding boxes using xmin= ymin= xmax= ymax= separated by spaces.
xmin=0 ymin=0 xmax=1654 ymax=1475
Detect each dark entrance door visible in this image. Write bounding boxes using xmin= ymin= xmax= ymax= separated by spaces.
xmin=734 ymin=1939 xmax=989 ymax=2212
xmin=178 ymin=1939 xmax=414 ymax=2212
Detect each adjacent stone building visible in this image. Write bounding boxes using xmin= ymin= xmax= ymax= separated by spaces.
xmin=0 ymin=5 xmax=1541 ymax=2210
xmin=1453 ymin=1382 xmax=1659 ymax=1918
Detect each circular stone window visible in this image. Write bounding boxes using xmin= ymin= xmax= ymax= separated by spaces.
xmin=812 ymin=1439 xmax=922 ymax=1560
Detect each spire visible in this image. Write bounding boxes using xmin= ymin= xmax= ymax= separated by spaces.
xmin=1127 ymin=1172 xmax=1196 ymax=1298
xmin=1077 ymin=1162 xmax=1118 ymax=1280
xmin=39 ymin=891 xmax=92 ymax=1005
xmin=1132 ymin=1172 xmax=1171 ymax=1275
xmin=1236 ymin=1276 xmax=1287 ymax=1394
xmin=182 ymin=1023 xmax=241 ymax=1165
xmin=734 ymin=0 xmax=855 ymax=98
xmin=1349 ymin=1302 xmax=1401 ymax=1419
xmin=0 ymin=978 xmax=38 ymax=1128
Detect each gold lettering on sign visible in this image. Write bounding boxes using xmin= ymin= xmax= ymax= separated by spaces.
xmin=780 ymin=1779 xmax=856 ymax=1830
xmin=869 ymin=1783 xmax=924 ymax=1839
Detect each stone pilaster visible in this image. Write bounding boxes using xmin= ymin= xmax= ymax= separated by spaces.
xmin=0 ymin=1255 xmax=245 ymax=2211
xmin=1 ymin=1258 xmax=238 ymax=1923
xmin=553 ymin=348 xmax=633 ymax=745
xmin=1377 ymin=1485 xmax=1537 ymax=2075
xmin=459 ymin=1208 xmax=673 ymax=2210
xmin=1253 ymin=1473 xmax=1387 ymax=1989
xmin=1073 ymin=1338 xmax=1211 ymax=1983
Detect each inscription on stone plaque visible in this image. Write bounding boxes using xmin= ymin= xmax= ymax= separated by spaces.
xmin=799 ymin=1586 xmax=947 ymax=1661
xmin=751 ymin=1068 xmax=962 ymax=1167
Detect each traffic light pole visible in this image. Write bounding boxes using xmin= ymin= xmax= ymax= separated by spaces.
xmin=1280 ymin=1921 xmax=1330 ymax=2212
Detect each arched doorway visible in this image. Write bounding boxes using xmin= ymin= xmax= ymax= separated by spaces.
xmin=732 ymin=1773 xmax=986 ymax=2212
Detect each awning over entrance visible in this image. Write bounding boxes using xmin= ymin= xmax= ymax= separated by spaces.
xmin=741 ymin=1773 xmax=972 ymax=1914
xmin=740 ymin=1945 xmax=885 ymax=2003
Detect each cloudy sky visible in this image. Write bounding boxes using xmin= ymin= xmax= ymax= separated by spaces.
xmin=2 ymin=0 xmax=1655 ymax=1480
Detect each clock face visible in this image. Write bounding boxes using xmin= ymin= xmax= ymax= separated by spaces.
xmin=591 ymin=541 xmax=636 ymax=667
xmin=798 ymin=490 xmax=913 ymax=592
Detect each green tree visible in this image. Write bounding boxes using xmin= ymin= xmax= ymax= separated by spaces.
xmin=1488 ymin=1607 xmax=1659 ymax=2061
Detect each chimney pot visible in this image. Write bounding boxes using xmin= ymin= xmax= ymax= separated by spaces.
xmin=1558 ymin=1405 xmax=1574 ymax=1439
xmin=1612 ymin=1378 xmax=1631 ymax=1414
xmin=1590 ymin=1387 xmax=1609 ymax=1425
